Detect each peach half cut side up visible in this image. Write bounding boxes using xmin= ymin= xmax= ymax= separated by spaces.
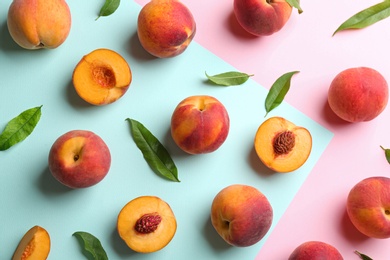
xmin=12 ymin=225 xmax=50 ymax=260
xmin=117 ymin=196 xmax=177 ymax=253
xmin=254 ymin=116 xmax=312 ymax=173
xmin=72 ymin=48 xmax=132 ymax=105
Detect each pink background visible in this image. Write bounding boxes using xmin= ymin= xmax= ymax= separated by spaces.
xmin=137 ymin=0 xmax=390 ymax=258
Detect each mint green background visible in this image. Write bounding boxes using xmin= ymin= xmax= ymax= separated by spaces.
xmin=0 ymin=1 xmax=333 ymax=259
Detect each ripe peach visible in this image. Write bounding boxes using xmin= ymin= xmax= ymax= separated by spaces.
xmin=117 ymin=196 xmax=177 ymax=253
xmin=137 ymin=0 xmax=196 ymax=58
xmin=347 ymin=176 xmax=390 ymax=239
xmin=7 ymin=0 xmax=71 ymax=49
xmin=233 ymin=0 xmax=292 ymax=36
xmin=210 ymin=184 xmax=273 ymax=247
xmin=288 ymin=241 xmax=343 ymax=260
xmin=12 ymin=225 xmax=50 ymax=260
xmin=72 ymin=48 xmax=132 ymax=106
xmin=328 ymin=67 xmax=388 ymax=122
xmin=48 ymin=130 xmax=111 ymax=189
xmin=254 ymin=116 xmax=312 ymax=173
xmin=171 ymin=95 xmax=230 ymax=154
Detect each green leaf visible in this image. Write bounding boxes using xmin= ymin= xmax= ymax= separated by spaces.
xmin=96 ymin=0 xmax=120 ymax=20
xmin=0 ymin=105 xmax=42 ymax=151
xmin=380 ymin=145 xmax=390 ymax=164
xmin=333 ymin=1 xmax=390 ymax=36
xmin=264 ymin=71 xmax=299 ymax=117
xmin=126 ymin=118 xmax=180 ymax=182
xmin=205 ymin=71 xmax=254 ymax=86
xmin=286 ymin=0 xmax=303 ymax=14
xmin=73 ymin=232 xmax=108 ymax=260
xmin=355 ymin=250 xmax=373 ymax=260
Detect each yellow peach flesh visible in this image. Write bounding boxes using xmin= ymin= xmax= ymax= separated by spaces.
xmin=12 ymin=226 xmax=50 ymax=260
xmin=117 ymin=196 xmax=177 ymax=253
xmin=72 ymin=49 xmax=131 ymax=105
xmin=254 ymin=117 xmax=312 ymax=173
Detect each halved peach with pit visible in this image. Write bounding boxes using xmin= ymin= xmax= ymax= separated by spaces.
xmin=72 ymin=48 xmax=132 ymax=105
xmin=117 ymin=196 xmax=177 ymax=253
xmin=12 ymin=225 xmax=50 ymax=260
xmin=254 ymin=116 xmax=312 ymax=173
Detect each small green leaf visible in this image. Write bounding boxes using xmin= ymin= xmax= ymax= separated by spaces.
xmin=264 ymin=71 xmax=299 ymax=117
xmin=0 ymin=105 xmax=42 ymax=151
xmin=126 ymin=118 xmax=180 ymax=182
xmin=355 ymin=250 xmax=373 ymax=260
xmin=205 ymin=71 xmax=254 ymax=86
xmin=73 ymin=231 xmax=108 ymax=260
xmin=286 ymin=0 xmax=303 ymax=14
xmin=380 ymin=145 xmax=390 ymax=164
xmin=96 ymin=0 xmax=120 ymax=20
xmin=333 ymin=1 xmax=390 ymax=36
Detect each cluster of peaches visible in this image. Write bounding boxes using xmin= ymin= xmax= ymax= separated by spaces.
xmin=6 ymin=0 xmax=390 ymax=259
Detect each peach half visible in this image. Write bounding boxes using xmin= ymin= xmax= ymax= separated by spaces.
xmin=254 ymin=117 xmax=312 ymax=173
xmin=72 ymin=48 xmax=132 ymax=105
xmin=12 ymin=225 xmax=50 ymax=260
xmin=117 ymin=196 xmax=177 ymax=253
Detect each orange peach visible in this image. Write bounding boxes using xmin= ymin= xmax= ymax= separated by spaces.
xmin=211 ymin=184 xmax=273 ymax=247
xmin=233 ymin=0 xmax=292 ymax=36
xmin=171 ymin=95 xmax=230 ymax=154
xmin=328 ymin=67 xmax=388 ymax=122
xmin=254 ymin=117 xmax=312 ymax=173
xmin=288 ymin=241 xmax=343 ymax=260
xmin=347 ymin=176 xmax=390 ymax=239
xmin=72 ymin=48 xmax=132 ymax=106
xmin=117 ymin=196 xmax=177 ymax=253
xmin=48 ymin=130 xmax=111 ymax=189
xmin=12 ymin=225 xmax=50 ymax=260
xmin=137 ymin=0 xmax=196 ymax=58
xmin=7 ymin=0 xmax=71 ymax=49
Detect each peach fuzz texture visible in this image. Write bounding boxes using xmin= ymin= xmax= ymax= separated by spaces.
xmin=234 ymin=0 xmax=292 ymax=36
xmin=288 ymin=241 xmax=343 ymax=260
xmin=211 ymin=184 xmax=273 ymax=247
xmin=135 ymin=0 xmax=390 ymax=259
xmin=137 ymin=0 xmax=196 ymax=58
xmin=347 ymin=177 xmax=390 ymax=239
xmin=171 ymin=95 xmax=230 ymax=154
xmin=7 ymin=0 xmax=71 ymax=49
xmin=48 ymin=130 xmax=111 ymax=189
xmin=328 ymin=67 xmax=388 ymax=122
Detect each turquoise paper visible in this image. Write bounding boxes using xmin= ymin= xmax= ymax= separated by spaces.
xmin=0 ymin=1 xmax=333 ymax=259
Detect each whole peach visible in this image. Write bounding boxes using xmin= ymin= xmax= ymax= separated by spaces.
xmin=328 ymin=67 xmax=388 ymax=122
xmin=233 ymin=0 xmax=292 ymax=36
xmin=171 ymin=95 xmax=230 ymax=154
xmin=48 ymin=130 xmax=111 ymax=189
xmin=210 ymin=184 xmax=273 ymax=247
xmin=7 ymin=0 xmax=71 ymax=49
xmin=137 ymin=0 xmax=196 ymax=58
xmin=347 ymin=176 xmax=390 ymax=239
xmin=288 ymin=241 xmax=343 ymax=260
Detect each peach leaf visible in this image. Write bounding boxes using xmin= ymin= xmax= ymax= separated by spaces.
xmin=127 ymin=118 xmax=180 ymax=182
xmin=355 ymin=250 xmax=373 ymax=260
xmin=286 ymin=0 xmax=303 ymax=14
xmin=333 ymin=1 xmax=390 ymax=36
xmin=73 ymin=231 xmax=108 ymax=260
xmin=96 ymin=0 xmax=120 ymax=20
xmin=0 ymin=105 xmax=42 ymax=151
xmin=264 ymin=71 xmax=299 ymax=117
